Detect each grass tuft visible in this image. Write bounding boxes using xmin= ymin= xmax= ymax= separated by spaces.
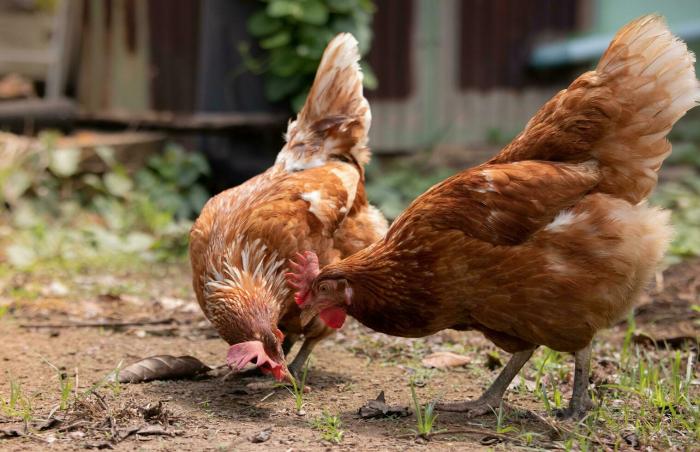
xmin=310 ymin=411 xmax=344 ymax=443
xmin=286 ymin=360 xmax=310 ymax=413
xmin=1 ymin=374 xmax=34 ymax=422
xmin=410 ymin=379 xmax=440 ymax=438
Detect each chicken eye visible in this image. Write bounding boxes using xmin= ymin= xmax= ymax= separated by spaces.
xmin=319 ymin=283 xmax=329 ymax=294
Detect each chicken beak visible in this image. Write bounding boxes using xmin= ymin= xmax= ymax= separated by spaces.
xmin=300 ymin=306 xmax=319 ymax=328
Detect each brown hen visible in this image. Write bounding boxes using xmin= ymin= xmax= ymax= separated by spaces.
xmin=190 ymin=33 xmax=387 ymax=380
xmin=288 ymin=16 xmax=698 ymax=417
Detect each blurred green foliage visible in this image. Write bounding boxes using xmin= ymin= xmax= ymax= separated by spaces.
xmin=651 ymin=176 xmax=700 ymax=263
xmin=241 ymin=0 xmax=376 ymax=111
xmin=0 ymin=132 xmax=210 ymax=269
xmin=365 ymin=155 xmax=457 ymax=220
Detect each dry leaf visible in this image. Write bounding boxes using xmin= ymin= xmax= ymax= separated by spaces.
xmin=115 ymin=355 xmax=211 ymax=383
xmin=358 ymin=391 xmax=411 ymax=419
xmin=632 ymin=331 xmax=698 ymax=349
xmin=421 ymin=351 xmax=471 ymax=369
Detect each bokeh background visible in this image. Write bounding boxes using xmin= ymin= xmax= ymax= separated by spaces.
xmin=0 ymin=2 xmax=698 ymax=450
xmin=1 ymin=0 xmax=699 ymax=269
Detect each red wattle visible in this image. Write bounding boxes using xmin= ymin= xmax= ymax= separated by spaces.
xmin=319 ymin=307 xmax=347 ymax=329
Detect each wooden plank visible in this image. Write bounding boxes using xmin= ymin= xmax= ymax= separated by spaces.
xmin=76 ymin=109 xmax=287 ymax=131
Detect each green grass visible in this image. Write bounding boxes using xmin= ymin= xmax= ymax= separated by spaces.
xmin=83 ymin=361 xmax=123 ymax=398
xmin=42 ymin=359 xmax=75 ymax=410
xmin=310 ymin=411 xmax=344 ymax=444
xmin=410 ymin=379 xmax=440 ymax=438
xmin=1 ymin=375 xmax=34 ymax=422
xmin=286 ymin=360 xmax=310 ymax=413
xmin=493 ymin=402 xmax=517 ymax=435
xmin=521 ymin=339 xmax=699 ymax=449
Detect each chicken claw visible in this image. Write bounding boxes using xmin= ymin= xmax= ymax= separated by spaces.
xmin=436 ymin=349 xmax=535 ymax=416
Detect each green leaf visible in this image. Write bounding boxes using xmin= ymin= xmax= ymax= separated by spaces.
xmin=95 ymin=146 xmax=117 ymax=167
xmin=103 ymin=172 xmax=133 ymax=197
xmin=299 ymin=0 xmax=328 ymax=25
xmin=91 ymin=227 xmax=123 ymax=252
xmin=188 ymin=152 xmax=210 ymax=176
xmin=6 ymin=244 xmax=36 ymax=269
xmin=360 ymin=61 xmax=378 ymax=90
xmin=267 ymin=0 xmax=303 ymax=19
xmin=247 ymin=10 xmax=283 ymax=37
xmin=327 ymin=0 xmax=356 ymax=13
xmin=82 ymin=173 xmax=104 ymax=191
xmin=49 ymin=148 xmax=81 ymax=177
xmin=269 ymin=47 xmax=303 ymax=76
xmin=1 ymin=169 xmax=32 ymax=204
xmin=298 ymin=25 xmax=335 ymax=60
xmin=12 ymin=203 xmax=42 ymax=228
xmin=187 ymin=185 xmax=210 ymax=214
xmin=358 ymin=0 xmax=375 ymax=13
xmin=123 ymin=232 xmax=155 ymax=253
xmin=265 ymin=74 xmax=305 ymax=102
xmin=260 ymin=30 xmax=291 ymax=49
xmin=175 ymin=165 xmax=201 ymax=187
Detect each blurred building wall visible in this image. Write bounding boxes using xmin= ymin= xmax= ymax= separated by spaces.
xmin=367 ymin=0 xmax=580 ymax=153
xmin=61 ymin=0 xmax=700 ymax=156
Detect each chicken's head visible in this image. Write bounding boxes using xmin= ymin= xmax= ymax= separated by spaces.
xmin=226 ymin=326 xmax=287 ymax=381
xmin=286 ymin=251 xmax=352 ymax=330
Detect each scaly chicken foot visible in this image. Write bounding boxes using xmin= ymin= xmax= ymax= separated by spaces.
xmin=554 ymin=343 xmax=594 ymax=420
xmin=287 ymin=337 xmax=320 ymax=379
xmin=436 ymin=348 xmax=535 ymax=416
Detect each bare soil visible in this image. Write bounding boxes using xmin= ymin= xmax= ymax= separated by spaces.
xmin=0 ymin=259 xmax=698 ymax=451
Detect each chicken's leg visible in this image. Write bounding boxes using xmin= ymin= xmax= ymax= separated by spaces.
xmin=436 ymin=348 xmax=535 ymax=417
xmin=287 ymin=337 xmax=321 ymax=379
xmin=282 ymin=334 xmax=299 ymax=357
xmin=555 ymin=342 xmax=594 ymax=420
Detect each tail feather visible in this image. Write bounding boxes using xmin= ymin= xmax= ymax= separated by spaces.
xmin=492 ymin=15 xmax=700 ymax=203
xmin=276 ymin=33 xmax=371 ymax=173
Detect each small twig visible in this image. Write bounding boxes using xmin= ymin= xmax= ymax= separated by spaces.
xmin=260 ymin=391 xmax=276 ymax=402
xmin=398 ymin=428 xmax=516 ymax=442
xmin=45 ymin=405 xmax=60 ymax=423
xmin=20 ymin=319 xmax=176 ymax=329
xmin=57 ymin=420 xmax=90 ymax=432
xmin=24 ymin=432 xmax=53 ymax=444
xmin=90 ymin=392 xmax=117 ymax=440
xmin=519 ymin=409 xmax=563 ymax=437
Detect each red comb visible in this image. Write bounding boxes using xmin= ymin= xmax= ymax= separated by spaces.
xmin=285 ymin=251 xmax=320 ymax=307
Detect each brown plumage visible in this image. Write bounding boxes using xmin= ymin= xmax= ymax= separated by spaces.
xmin=289 ymin=16 xmax=698 ymax=417
xmin=189 ymin=33 xmax=387 ymax=380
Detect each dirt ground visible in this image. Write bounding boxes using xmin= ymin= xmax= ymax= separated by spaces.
xmin=0 ymin=259 xmax=698 ymax=451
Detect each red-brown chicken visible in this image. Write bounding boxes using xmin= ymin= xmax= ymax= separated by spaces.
xmin=288 ymin=16 xmax=698 ymax=417
xmin=189 ymin=34 xmax=387 ymax=380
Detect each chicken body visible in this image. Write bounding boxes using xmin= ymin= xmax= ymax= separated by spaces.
xmin=291 ymin=16 xmax=698 ymax=416
xmin=189 ymin=33 xmax=387 ymax=380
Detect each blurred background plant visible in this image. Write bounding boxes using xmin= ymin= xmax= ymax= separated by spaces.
xmin=240 ymin=0 xmax=377 ymax=111
xmin=0 ymin=132 xmax=210 ymax=270
xmin=365 ymin=154 xmax=456 ymax=220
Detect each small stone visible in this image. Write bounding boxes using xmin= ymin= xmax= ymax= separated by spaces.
xmin=68 ymin=431 xmax=85 ymax=440
xmin=249 ymin=427 xmax=272 ymax=443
